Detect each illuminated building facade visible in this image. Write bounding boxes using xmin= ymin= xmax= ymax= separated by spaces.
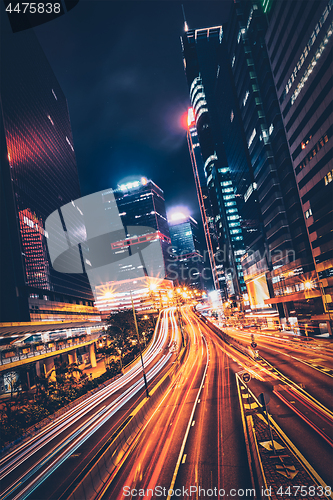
xmin=181 ymin=2 xmax=330 ymax=333
xmin=102 ymin=178 xmax=172 ymax=278
xmin=202 ymin=1 xmax=322 ymax=331
xmin=186 ymin=109 xmax=226 ymax=294
xmin=0 ymin=14 xmax=99 ymax=322
xmin=168 ymin=212 xmax=205 ymax=290
xmin=94 ymin=277 xmax=173 ymax=318
xmin=168 ymin=212 xmax=199 ymax=255
xmin=181 ymin=27 xmax=246 ymax=300
xmin=18 ymin=209 xmax=50 ymax=290
xmin=265 ymin=0 xmax=333 ymax=334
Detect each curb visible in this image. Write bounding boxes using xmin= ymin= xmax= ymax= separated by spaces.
xmin=236 ymin=373 xmax=332 ymax=500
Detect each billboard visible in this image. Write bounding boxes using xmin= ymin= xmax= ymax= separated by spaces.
xmin=246 ymin=273 xmax=271 ymax=309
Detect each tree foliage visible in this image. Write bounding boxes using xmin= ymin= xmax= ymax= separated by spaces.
xmin=106 ymin=310 xmax=136 ymax=371
xmin=106 ymin=310 xmax=155 ymax=369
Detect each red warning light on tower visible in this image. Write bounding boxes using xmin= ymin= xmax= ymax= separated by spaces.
xmin=180 ymin=108 xmax=195 ymax=130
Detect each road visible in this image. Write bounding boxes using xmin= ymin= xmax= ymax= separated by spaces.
xmin=204 ymin=320 xmax=333 ymax=490
xmin=96 ymin=307 xmax=252 ymax=499
xmin=0 ymin=309 xmax=181 ymax=500
xmin=1 ymin=308 xmax=332 ymax=499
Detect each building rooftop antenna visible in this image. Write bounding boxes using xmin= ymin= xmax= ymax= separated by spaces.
xmin=181 ymin=4 xmax=189 ymax=32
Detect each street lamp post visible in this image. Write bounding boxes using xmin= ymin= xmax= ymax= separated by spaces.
xmin=318 ymin=280 xmax=333 ymax=336
xmin=130 ymin=291 xmax=150 ymax=398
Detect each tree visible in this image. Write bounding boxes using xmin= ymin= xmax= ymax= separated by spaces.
xmin=3 ymin=371 xmax=19 ymax=400
xmin=137 ymin=315 xmax=155 ymax=345
xmin=106 ymin=310 xmax=136 ymax=372
xmin=66 ymin=363 xmax=82 ymax=381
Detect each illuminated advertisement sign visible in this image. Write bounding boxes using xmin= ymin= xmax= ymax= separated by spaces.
xmin=246 ymin=273 xmax=271 ymax=309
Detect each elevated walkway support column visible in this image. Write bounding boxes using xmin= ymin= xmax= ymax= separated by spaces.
xmin=89 ymin=343 xmax=97 ymax=368
xmin=68 ymin=350 xmax=77 ymax=365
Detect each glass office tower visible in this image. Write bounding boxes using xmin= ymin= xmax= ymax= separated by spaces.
xmin=101 ymin=178 xmax=172 ymax=278
xmin=265 ymin=0 xmax=333 ymax=334
xmin=0 ymin=12 xmax=98 ymax=322
xmin=181 ymin=26 xmax=246 ymax=301
xmin=186 ymin=109 xmax=226 ymax=294
xmin=168 ymin=213 xmax=205 ymax=290
xmin=92 ymin=178 xmax=174 ymax=316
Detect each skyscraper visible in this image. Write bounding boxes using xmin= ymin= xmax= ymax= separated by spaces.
xmin=265 ymin=0 xmax=333 ymax=334
xmin=0 ymin=12 xmax=99 ymax=322
xmin=186 ymin=108 xmax=226 ymax=294
xmin=181 ymin=26 xmax=246 ymax=301
xmin=181 ymin=1 xmax=330 ymax=333
xmin=168 ymin=211 xmax=205 ymax=290
xmin=92 ymin=178 xmax=174 ymax=316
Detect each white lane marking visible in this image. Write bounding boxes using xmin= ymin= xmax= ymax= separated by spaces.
xmin=166 ymin=328 xmax=209 ymax=500
xmin=182 ymin=454 xmax=187 ymax=464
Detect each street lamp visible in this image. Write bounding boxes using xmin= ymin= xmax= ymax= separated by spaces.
xmin=304 ymin=280 xmax=313 ymax=290
xmin=130 ymin=291 xmax=149 ymax=398
xmin=318 ymin=280 xmax=333 ymax=336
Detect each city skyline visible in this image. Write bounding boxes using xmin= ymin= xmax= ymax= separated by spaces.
xmin=0 ymin=2 xmax=332 ymax=498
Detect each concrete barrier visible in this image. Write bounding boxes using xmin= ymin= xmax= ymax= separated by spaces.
xmin=68 ymin=344 xmax=188 ymax=500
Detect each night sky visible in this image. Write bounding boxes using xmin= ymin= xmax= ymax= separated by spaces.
xmin=34 ymin=0 xmax=232 ymax=221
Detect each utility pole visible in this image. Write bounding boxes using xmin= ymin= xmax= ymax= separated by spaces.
xmin=130 ymin=291 xmax=150 ymax=398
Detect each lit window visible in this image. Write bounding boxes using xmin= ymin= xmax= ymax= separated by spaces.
xmin=247 ymin=8 xmax=253 ymax=29
xmin=243 ymin=90 xmax=250 ymax=107
xmin=196 ymin=107 xmax=208 ymax=121
xmin=65 ymin=136 xmax=74 ymax=152
xmin=290 ymin=20 xmax=333 ymax=106
xmin=248 ymin=128 xmax=256 ymax=148
xmin=324 ymin=170 xmax=333 ymax=185
xmin=282 ymin=2 xmax=333 ymax=103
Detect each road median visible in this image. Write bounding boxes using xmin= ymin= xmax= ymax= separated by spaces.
xmin=236 ymin=373 xmax=332 ymax=500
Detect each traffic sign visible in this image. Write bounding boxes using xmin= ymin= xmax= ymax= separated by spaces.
xmin=242 ymin=372 xmax=251 ymax=384
xmin=251 ymin=342 xmax=257 ymax=348
xmin=258 ymin=392 xmax=270 ymax=408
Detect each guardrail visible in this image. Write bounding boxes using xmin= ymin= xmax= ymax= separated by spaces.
xmin=0 ymin=313 xmax=162 ymax=454
xmin=0 ymin=333 xmax=102 ymax=368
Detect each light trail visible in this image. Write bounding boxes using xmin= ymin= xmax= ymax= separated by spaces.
xmin=0 ymin=309 xmax=179 ymax=500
